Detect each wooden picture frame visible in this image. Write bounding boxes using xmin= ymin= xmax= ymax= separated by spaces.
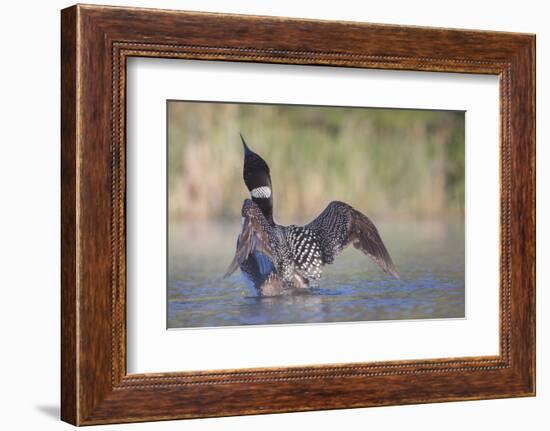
xmin=61 ymin=4 xmax=535 ymax=425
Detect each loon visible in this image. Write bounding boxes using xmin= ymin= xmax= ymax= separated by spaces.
xmin=224 ymin=135 xmax=399 ymax=296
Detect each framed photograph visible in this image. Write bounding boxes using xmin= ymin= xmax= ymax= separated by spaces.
xmin=61 ymin=4 xmax=535 ymax=425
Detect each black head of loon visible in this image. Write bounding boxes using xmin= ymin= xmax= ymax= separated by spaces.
xmin=241 ymin=134 xmax=274 ymax=224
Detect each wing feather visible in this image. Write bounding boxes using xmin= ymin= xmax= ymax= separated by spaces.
xmin=223 ymin=200 xmax=275 ymax=279
xmin=306 ymin=201 xmax=399 ymax=278
xmin=349 ymin=208 xmax=399 ymax=278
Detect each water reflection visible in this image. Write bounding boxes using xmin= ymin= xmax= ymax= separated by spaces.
xmin=168 ymin=220 xmax=465 ymax=328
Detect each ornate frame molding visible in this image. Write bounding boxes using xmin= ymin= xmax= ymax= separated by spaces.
xmin=61 ymin=5 xmax=535 ymax=425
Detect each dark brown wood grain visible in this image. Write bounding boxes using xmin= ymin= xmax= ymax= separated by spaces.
xmin=61 ymin=4 xmax=535 ymax=425
xmin=60 ymin=5 xmax=78 ymax=425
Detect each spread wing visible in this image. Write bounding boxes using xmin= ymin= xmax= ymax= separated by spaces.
xmin=223 ymin=199 xmax=275 ymax=279
xmin=306 ymin=201 xmax=399 ymax=278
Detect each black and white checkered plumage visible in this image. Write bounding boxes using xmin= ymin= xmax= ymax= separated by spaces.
xmin=224 ymin=136 xmax=399 ymax=296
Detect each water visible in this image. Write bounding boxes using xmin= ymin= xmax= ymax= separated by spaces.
xmin=167 ymin=220 xmax=465 ymax=329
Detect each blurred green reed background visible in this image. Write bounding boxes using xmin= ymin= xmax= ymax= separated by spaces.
xmin=168 ymin=101 xmax=464 ymax=224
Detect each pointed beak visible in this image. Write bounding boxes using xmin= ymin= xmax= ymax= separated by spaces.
xmin=240 ymin=133 xmax=252 ymax=157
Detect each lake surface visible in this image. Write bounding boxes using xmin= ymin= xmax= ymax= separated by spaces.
xmin=167 ymin=220 xmax=465 ymax=329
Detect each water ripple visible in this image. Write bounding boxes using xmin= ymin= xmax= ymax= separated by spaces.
xmin=168 ymin=221 xmax=465 ymax=328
